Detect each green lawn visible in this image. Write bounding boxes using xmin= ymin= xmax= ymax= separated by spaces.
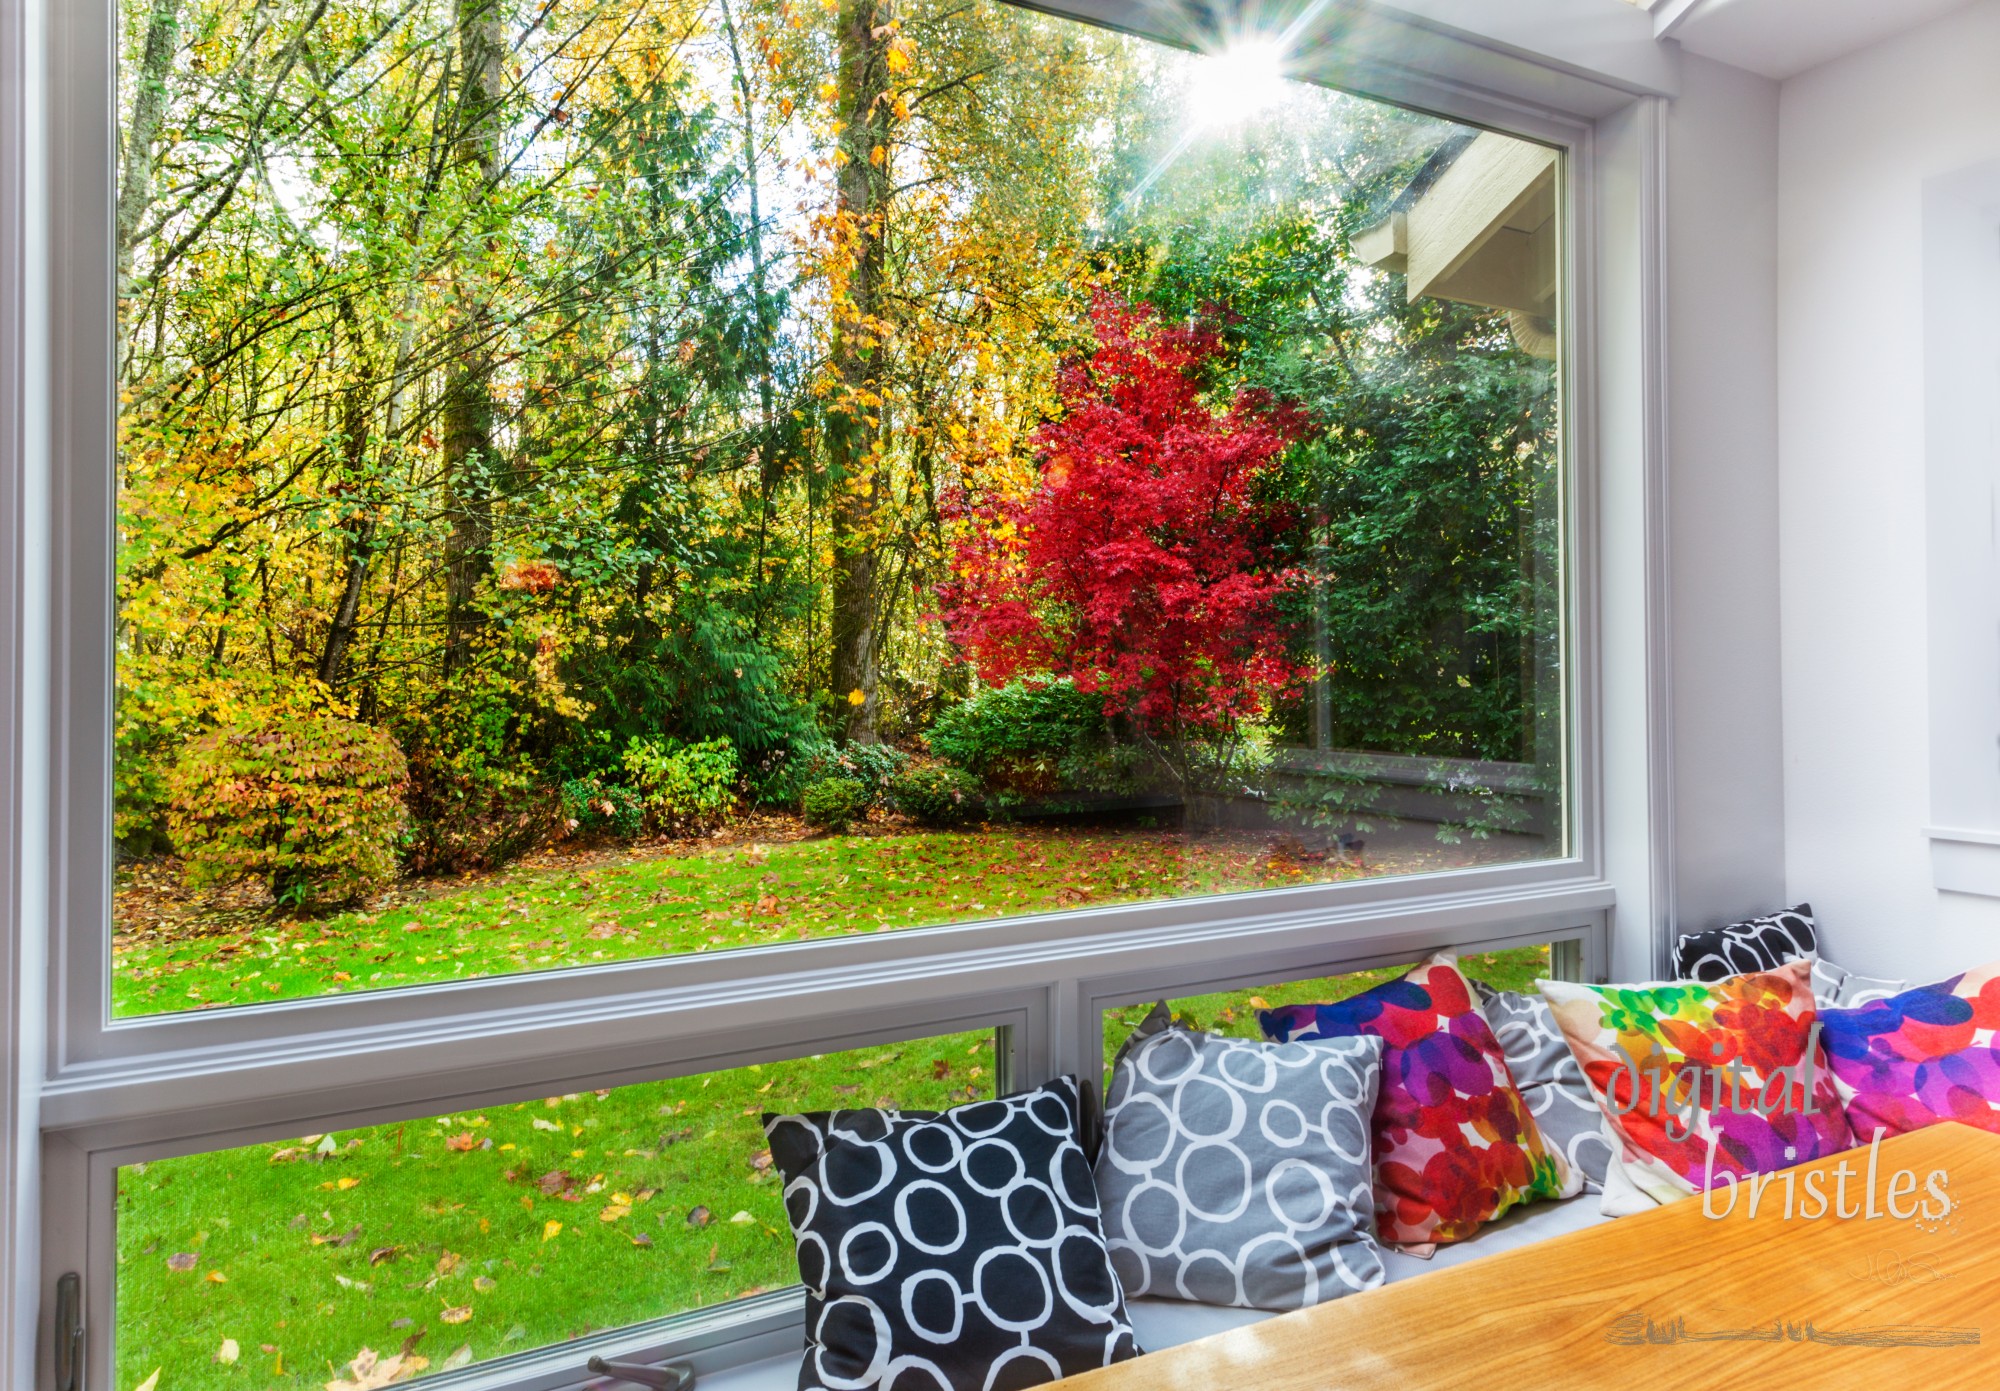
xmin=113 ymin=827 xmax=1361 ymax=1017
xmin=112 ymin=828 xmax=1549 ymax=1390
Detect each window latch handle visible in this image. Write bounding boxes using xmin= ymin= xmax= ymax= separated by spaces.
xmin=585 ymin=1355 xmax=694 ymax=1391
xmin=53 ymin=1273 xmax=83 ymax=1391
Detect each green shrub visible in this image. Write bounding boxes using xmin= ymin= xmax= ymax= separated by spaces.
xmin=801 ymin=776 xmax=869 ymax=832
xmin=622 ymin=736 xmax=738 ymax=834
xmin=166 ymin=717 xmax=409 ymax=910
xmin=928 ymin=680 xmax=1111 ymax=790
xmin=888 ymin=764 xmax=984 ymax=827
xmin=560 ymin=777 xmax=645 ymax=842
xmin=794 ymin=740 xmax=911 ymax=807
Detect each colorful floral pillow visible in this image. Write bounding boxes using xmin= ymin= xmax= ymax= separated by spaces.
xmin=1538 ymin=960 xmax=1855 ymax=1213
xmin=1820 ymin=960 xmax=2000 ymax=1139
xmin=1258 ymin=955 xmax=1579 ymax=1249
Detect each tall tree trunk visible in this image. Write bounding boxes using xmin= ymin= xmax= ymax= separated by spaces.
xmin=441 ymin=0 xmax=506 ymax=679
xmin=718 ymin=0 xmax=788 ymax=634
xmin=116 ymin=0 xmax=183 ymax=385
xmin=826 ymin=0 xmax=893 ymax=742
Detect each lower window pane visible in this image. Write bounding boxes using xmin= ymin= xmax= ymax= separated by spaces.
xmin=114 ymin=1031 xmax=996 ymax=1389
xmin=1101 ymin=945 xmax=1552 ymax=1082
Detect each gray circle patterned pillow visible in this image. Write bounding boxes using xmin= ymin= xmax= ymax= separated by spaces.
xmin=1093 ymin=1003 xmax=1386 ymax=1311
xmin=1472 ymin=980 xmax=1614 ymax=1192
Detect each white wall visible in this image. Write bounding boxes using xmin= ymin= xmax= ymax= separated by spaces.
xmin=1778 ymin=0 xmax=2000 ymax=979
xmin=1663 ymin=54 xmax=1789 ymax=944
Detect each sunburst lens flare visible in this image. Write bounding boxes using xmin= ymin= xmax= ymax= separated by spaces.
xmin=1185 ymin=38 xmax=1289 ymax=132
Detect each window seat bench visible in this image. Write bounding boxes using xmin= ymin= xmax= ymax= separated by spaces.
xmin=692 ymin=1193 xmax=1613 ymax=1391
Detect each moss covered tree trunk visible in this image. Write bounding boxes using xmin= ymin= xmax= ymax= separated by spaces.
xmin=442 ymin=0 xmax=507 ymax=678
xmin=826 ymin=0 xmax=893 ymax=743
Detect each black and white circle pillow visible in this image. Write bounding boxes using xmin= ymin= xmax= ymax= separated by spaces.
xmin=765 ymin=1077 xmax=1140 ymax=1391
xmin=1094 ymin=1003 xmax=1386 ymax=1311
xmin=1673 ymin=903 xmax=1818 ymax=982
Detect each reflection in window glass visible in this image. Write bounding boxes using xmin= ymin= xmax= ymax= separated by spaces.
xmin=115 ymin=1031 xmax=995 ymax=1389
xmin=112 ymin=0 xmax=1565 ymax=1015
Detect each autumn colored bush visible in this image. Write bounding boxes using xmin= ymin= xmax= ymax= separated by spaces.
xmin=888 ymin=763 xmax=983 ymax=827
xmin=621 ymin=736 xmax=738 ymax=834
xmin=940 ymin=296 xmax=1301 ymax=806
xmin=167 ymin=717 xmax=409 ymax=910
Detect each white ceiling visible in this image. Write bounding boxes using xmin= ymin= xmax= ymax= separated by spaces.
xmin=1661 ymin=0 xmax=1979 ymax=80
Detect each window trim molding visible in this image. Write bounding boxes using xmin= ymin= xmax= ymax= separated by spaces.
xmin=0 ymin=0 xmax=1684 ymax=1382
xmin=0 ymin=0 xmax=51 ymax=1378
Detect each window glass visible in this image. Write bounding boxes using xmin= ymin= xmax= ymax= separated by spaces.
xmin=115 ymin=1031 xmax=996 ymax=1389
xmin=1100 ymin=946 xmax=1552 ymax=1090
xmin=113 ymin=0 xmax=1565 ymax=1016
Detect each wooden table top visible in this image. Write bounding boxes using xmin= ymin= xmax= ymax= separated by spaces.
xmin=1070 ymin=1124 xmax=2000 ymax=1391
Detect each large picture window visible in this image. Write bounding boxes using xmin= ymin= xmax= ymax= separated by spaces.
xmin=110 ymin=0 xmax=1568 ymax=1020
xmin=46 ymin=0 xmax=1607 ymax=1384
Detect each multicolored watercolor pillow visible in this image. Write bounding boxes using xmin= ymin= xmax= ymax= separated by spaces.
xmin=1538 ymin=960 xmax=1855 ymax=1214
xmin=1820 ymin=959 xmax=2000 ymax=1139
xmin=1258 ymin=955 xmax=1579 ymax=1249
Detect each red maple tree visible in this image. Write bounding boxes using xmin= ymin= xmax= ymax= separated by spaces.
xmin=940 ymin=294 xmax=1302 ymax=803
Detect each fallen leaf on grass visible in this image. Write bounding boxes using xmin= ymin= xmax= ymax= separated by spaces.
xmin=311 ymin=1225 xmax=364 ymax=1248
xmin=599 ymin=1203 xmax=630 ymax=1223
xmin=444 ymin=1133 xmax=481 ymax=1152
xmin=166 ymin=1253 xmax=197 ymax=1272
xmin=368 ymin=1246 xmax=399 ymax=1265
xmin=326 ymin=1347 xmax=428 ymax=1390
xmin=206 ymin=1270 xmax=228 ymax=1283
xmin=531 ymin=1119 xmax=562 ymax=1132
xmin=440 ymin=1345 xmax=473 ymax=1373
xmin=334 ymin=1274 xmax=371 ymax=1292
xmin=729 ymin=1210 xmax=754 ymax=1224
xmin=541 ymin=1220 xmax=563 ymax=1242
xmin=686 ymin=1206 xmax=711 ymax=1227
xmin=440 ymin=1306 xmax=472 ymax=1326
xmin=705 ymin=1243 xmax=731 ymax=1273
xmin=473 ymin=1276 xmax=497 ymax=1292
xmin=132 ymin=1370 xmax=160 ymax=1391
xmin=502 ymin=1324 xmax=527 ymax=1344
xmin=216 ymin=1337 xmax=241 ymax=1363
xmin=631 ymin=1233 xmax=653 ymax=1249
xmin=750 ymin=1150 xmax=773 ymax=1173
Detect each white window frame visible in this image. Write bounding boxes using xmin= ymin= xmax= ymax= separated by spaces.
xmin=0 ymin=0 xmax=1681 ymax=1384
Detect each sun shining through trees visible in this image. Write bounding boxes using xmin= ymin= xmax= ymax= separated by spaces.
xmin=110 ymin=0 xmax=1566 ymax=1375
